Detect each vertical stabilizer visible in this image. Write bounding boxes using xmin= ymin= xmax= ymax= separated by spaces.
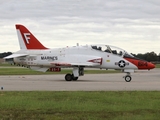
xmin=16 ymin=24 xmax=48 ymax=49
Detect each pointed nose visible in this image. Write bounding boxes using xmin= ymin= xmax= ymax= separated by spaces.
xmin=147 ymin=62 xmax=155 ymax=70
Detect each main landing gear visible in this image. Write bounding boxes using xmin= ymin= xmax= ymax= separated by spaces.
xmin=123 ymin=72 xmax=132 ymax=82
xmin=65 ymin=74 xmax=78 ymax=81
xmin=65 ymin=67 xmax=84 ymax=81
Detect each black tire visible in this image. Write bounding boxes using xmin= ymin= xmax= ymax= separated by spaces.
xmin=125 ymin=75 xmax=132 ymax=82
xmin=73 ymin=77 xmax=78 ymax=81
xmin=65 ymin=74 xmax=73 ymax=81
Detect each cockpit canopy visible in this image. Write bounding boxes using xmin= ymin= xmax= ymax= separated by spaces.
xmin=91 ymin=45 xmax=134 ymax=58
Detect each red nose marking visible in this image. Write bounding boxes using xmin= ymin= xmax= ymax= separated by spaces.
xmin=124 ymin=58 xmax=155 ymax=70
xmin=147 ymin=62 xmax=155 ymax=70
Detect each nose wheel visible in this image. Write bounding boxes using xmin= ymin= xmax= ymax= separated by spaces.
xmin=124 ymin=73 xmax=132 ymax=82
xmin=124 ymin=75 xmax=132 ymax=82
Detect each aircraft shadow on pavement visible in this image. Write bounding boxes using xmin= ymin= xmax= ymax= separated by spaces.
xmin=53 ymin=79 xmax=121 ymax=82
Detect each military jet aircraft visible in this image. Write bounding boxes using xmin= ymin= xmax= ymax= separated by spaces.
xmin=4 ymin=24 xmax=155 ymax=82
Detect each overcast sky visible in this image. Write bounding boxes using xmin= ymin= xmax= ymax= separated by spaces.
xmin=0 ymin=0 xmax=160 ymax=54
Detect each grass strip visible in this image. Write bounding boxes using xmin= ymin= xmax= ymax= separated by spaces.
xmin=0 ymin=91 xmax=160 ymax=120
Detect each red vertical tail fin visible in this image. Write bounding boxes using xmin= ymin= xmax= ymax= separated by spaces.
xmin=16 ymin=24 xmax=48 ymax=49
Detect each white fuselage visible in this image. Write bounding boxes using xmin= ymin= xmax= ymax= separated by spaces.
xmin=14 ymin=45 xmax=137 ymax=70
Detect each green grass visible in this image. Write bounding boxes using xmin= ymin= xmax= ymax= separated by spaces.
xmin=155 ymin=64 xmax=160 ymax=68
xmin=0 ymin=91 xmax=160 ymax=120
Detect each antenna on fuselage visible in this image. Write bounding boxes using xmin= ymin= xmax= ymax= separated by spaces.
xmin=77 ymin=43 xmax=79 ymax=46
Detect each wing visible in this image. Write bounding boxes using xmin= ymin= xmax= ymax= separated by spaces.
xmin=50 ymin=57 xmax=102 ymax=67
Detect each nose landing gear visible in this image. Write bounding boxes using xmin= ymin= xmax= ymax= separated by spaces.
xmin=123 ymin=72 xmax=132 ymax=82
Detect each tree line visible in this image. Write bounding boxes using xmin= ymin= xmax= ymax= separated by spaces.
xmin=0 ymin=51 xmax=160 ymax=62
xmin=0 ymin=52 xmax=12 ymax=58
xmin=131 ymin=52 xmax=160 ymax=62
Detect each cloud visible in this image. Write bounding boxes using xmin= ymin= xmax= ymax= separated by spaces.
xmin=0 ymin=0 xmax=160 ymax=54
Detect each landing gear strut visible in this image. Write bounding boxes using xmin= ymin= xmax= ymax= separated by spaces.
xmin=124 ymin=72 xmax=132 ymax=82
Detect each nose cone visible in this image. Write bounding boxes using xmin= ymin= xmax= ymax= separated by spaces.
xmin=124 ymin=57 xmax=155 ymax=70
xmin=137 ymin=61 xmax=155 ymax=70
xmin=147 ymin=62 xmax=155 ymax=70
xmin=136 ymin=61 xmax=155 ymax=70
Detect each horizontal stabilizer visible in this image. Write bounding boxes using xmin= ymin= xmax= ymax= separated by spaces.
xmin=4 ymin=54 xmax=28 ymax=59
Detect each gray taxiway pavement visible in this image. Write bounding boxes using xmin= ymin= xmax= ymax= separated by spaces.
xmin=0 ymin=69 xmax=160 ymax=91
